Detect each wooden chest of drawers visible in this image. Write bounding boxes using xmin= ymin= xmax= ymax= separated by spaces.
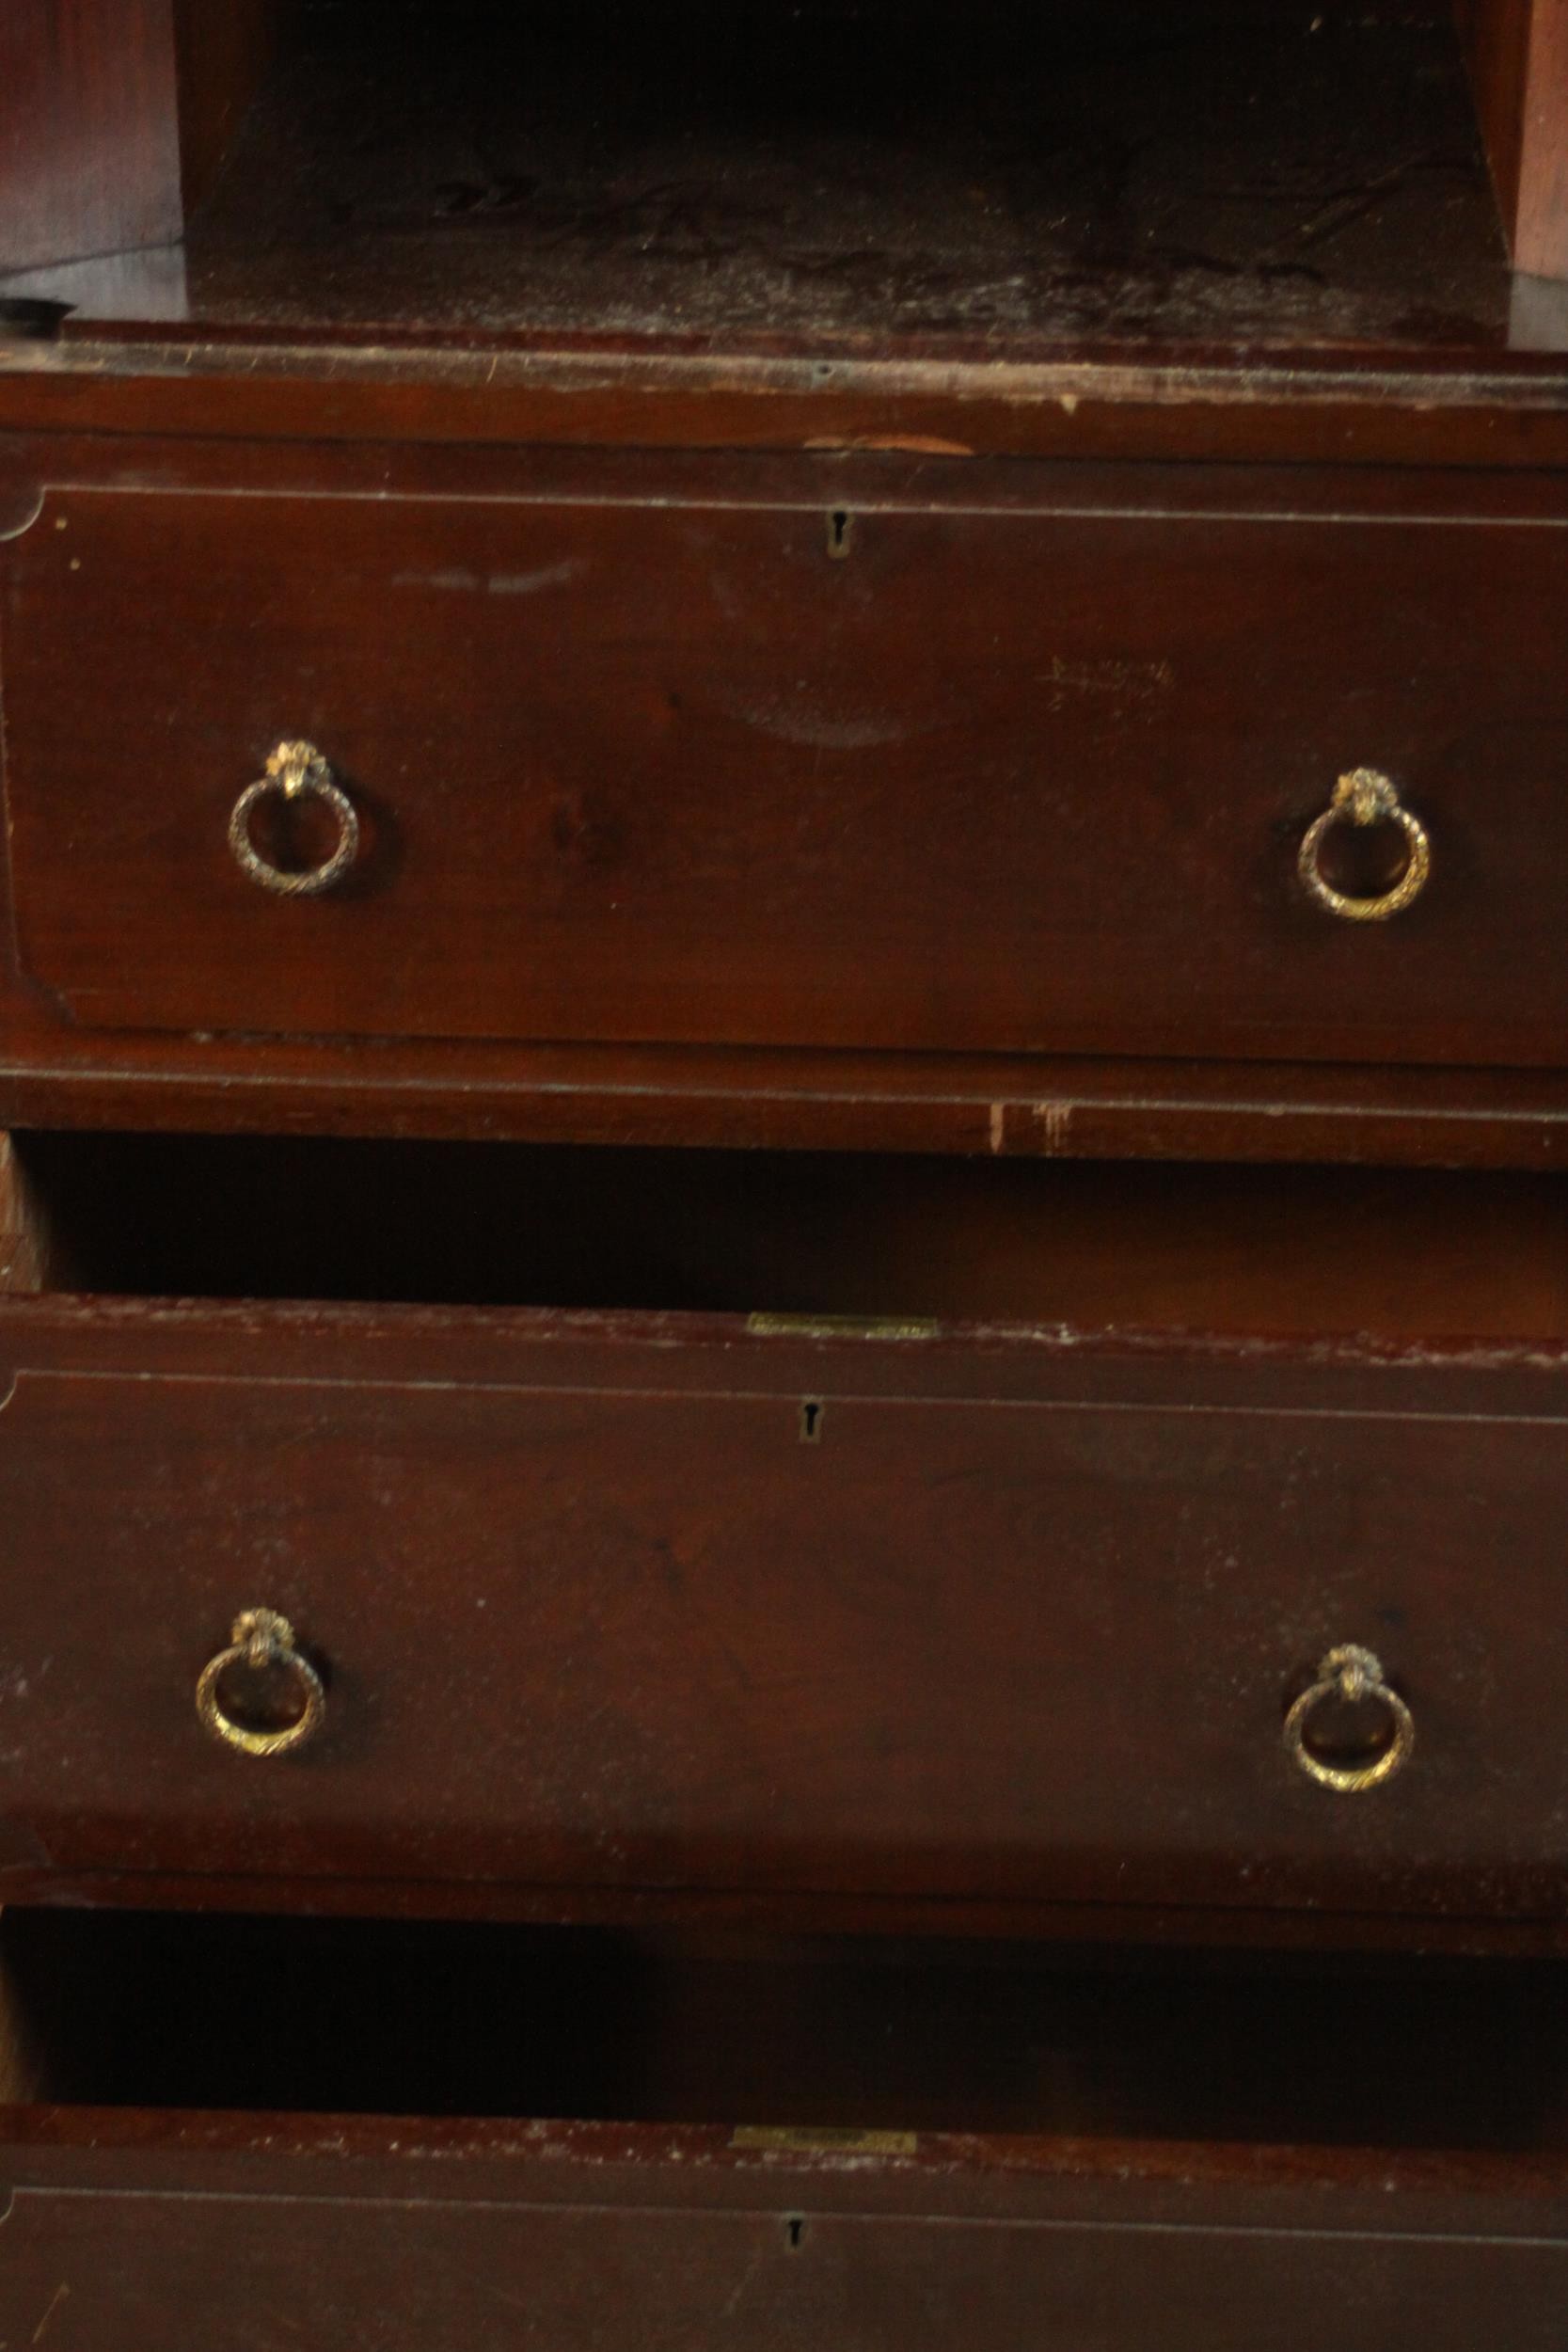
xmin=2 ymin=0 xmax=1567 ymax=2340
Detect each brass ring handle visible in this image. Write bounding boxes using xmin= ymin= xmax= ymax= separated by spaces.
xmin=229 ymin=740 xmax=360 ymax=897
xmin=1297 ymin=769 xmax=1431 ymax=922
xmin=1283 ymin=1644 xmax=1414 ymax=1793
xmin=196 ymin=1608 xmax=326 ymax=1758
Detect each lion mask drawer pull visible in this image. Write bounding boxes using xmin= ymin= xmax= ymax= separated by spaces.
xmin=1297 ymin=768 xmax=1431 ymax=923
xmin=196 ymin=1608 xmax=327 ymax=1758
xmin=1284 ymin=1643 xmax=1415 ymax=1793
xmin=229 ymin=740 xmax=360 ymax=898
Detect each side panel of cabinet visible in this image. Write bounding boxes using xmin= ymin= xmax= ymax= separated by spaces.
xmin=0 ymin=1 xmax=277 ymax=273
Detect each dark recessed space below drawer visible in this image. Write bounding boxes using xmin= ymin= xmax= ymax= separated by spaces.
xmin=2 ymin=1906 xmax=1565 ymax=2154
xmin=7 ymin=1131 xmax=1565 ymax=1343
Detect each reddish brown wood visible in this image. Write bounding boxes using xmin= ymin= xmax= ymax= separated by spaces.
xmin=0 ymin=0 xmax=1562 ymax=2296
xmin=4 ymin=463 xmax=1566 ymax=1069
xmin=0 ymin=1223 xmax=1562 ymax=1923
xmin=5 ymin=335 xmax=1568 ymax=473
xmin=1460 ymin=0 xmax=1568 ymax=280
xmin=2 ymin=1912 xmax=1567 ymax=2349
xmin=0 ymin=1134 xmax=52 ymax=1295
xmin=22 ymin=1862 xmax=1568 ymax=1957
xmin=0 ymin=2 xmax=276 ymax=275
xmin=0 ymin=2122 xmax=1560 ymax=2352
xmin=0 ymin=1 xmax=182 ymax=274
xmin=3 ymin=1031 xmax=1568 ymax=1170
xmin=171 ymin=1 xmax=277 ymax=218
xmin=0 ymin=427 xmax=1559 ymax=1165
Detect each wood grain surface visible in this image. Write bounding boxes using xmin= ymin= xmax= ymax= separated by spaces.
xmin=1 ymin=1911 xmax=1566 ymax=2350
xmin=4 ymin=465 xmax=1565 ymax=1068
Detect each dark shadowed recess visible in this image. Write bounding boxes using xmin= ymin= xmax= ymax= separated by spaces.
xmin=5 ymin=1904 xmax=1568 ymax=2149
xmin=10 ymin=1130 xmax=1568 ymax=1339
xmin=173 ymin=0 xmax=1512 ymax=353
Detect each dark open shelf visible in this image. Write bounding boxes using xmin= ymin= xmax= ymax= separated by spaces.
xmin=2 ymin=0 xmax=1545 ymax=365
xmin=11 ymin=1131 xmax=1568 ymax=1342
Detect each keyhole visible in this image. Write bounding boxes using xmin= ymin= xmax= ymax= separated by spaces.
xmin=827 ymin=509 xmax=854 ymax=560
xmin=800 ymin=1399 xmax=825 ymax=1444
xmin=784 ymin=2217 xmax=807 ymax=2249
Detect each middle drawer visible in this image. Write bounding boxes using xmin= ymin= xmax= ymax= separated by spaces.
xmin=0 ymin=1135 xmax=1564 ymax=1932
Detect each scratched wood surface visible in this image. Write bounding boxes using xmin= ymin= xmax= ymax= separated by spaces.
xmin=4 ymin=464 xmax=1567 ymax=1067
xmin=0 ymin=1133 xmax=1563 ymax=1926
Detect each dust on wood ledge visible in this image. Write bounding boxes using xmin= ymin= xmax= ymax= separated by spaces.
xmin=2 ymin=0 xmax=1553 ymax=365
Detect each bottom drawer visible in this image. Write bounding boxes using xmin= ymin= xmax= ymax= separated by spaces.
xmin=1 ymin=1909 xmax=1566 ymax=2350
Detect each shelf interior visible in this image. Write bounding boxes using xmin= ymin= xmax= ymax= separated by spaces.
xmin=2 ymin=0 xmax=1540 ymax=361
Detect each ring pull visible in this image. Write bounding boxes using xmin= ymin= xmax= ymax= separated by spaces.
xmin=196 ymin=1608 xmax=326 ymax=1758
xmin=1283 ymin=1644 xmax=1414 ymax=1793
xmin=1297 ymin=769 xmax=1431 ymax=922
xmin=229 ymin=740 xmax=361 ymax=897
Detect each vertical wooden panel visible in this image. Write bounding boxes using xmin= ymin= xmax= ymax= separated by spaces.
xmin=0 ymin=1 xmax=277 ymax=273
xmin=0 ymin=1135 xmax=54 ymax=1295
xmin=1513 ymin=0 xmax=1568 ymax=278
xmin=0 ymin=0 xmax=182 ymax=272
xmin=1458 ymin=0 xmax=1568 ymax=281
xmin=172 ymin=0 xmax=278 ymax=215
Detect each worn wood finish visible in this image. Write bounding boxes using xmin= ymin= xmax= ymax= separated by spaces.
xmin=4 ymin=465 xmax=1566 ymax=1067
xmin=3 ymin=1031 xmax=1568 ymax=1170
xmin=6 ymin=340 xmax=1568 ymax=472
xmin=0 ymin=0 xmax=1562 ymax=2312
xmin=0 ymin=1145 xmax=1563 ymax=1923
xmin=1 ymin=1913 xmax=1567 ymax=2350
xmin=0 ymin=429 xmax=1560 ymax=1162
xmin=1459 ymin=0 xmax=1568 ymax=281
xmin=1 ymin=2138 xmax=1561 ymax=2352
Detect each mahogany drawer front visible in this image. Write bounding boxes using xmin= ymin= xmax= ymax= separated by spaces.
xmin=2 ymin=1910 xmax=1567 ymax=2352
xmin=2 ymin=1297 xmax=1566 ymax=1924
xmin=3 ymin=475 xmax=1566 ymax=1065
xmin=4 ymin=2131 xmax=1562 ymax=2352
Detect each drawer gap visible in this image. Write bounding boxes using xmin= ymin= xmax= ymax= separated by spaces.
xmin=5 ymin=1131 xmax=1566 ymax=1345
xmin=3 ymin=1908 xmax=1567 ymax=2156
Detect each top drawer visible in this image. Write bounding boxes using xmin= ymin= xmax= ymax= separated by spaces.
xmin=3 ymin=469 xmax=1565 ymax=1063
